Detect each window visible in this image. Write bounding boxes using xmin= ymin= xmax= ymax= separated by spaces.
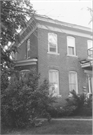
xmin=67 ymin=36 xmax=76 ymax=56
xmin=87 ymin=76 xmax=93 ymax=94
xmin=87 ymin=40 xmax=93 ymax=59
xmin=49 ymin=70 xmax=59 ymax=96
xmin=69 ymin=71 xmax=78 ymax=94
xmin=27 ymin=39 xmax=30 ymax=58
xmin=48 ymin=33 xmax=58 ymax=53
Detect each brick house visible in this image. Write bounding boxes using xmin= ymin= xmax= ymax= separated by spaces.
xmin=14 ymin=14 xmax=93 ymax=105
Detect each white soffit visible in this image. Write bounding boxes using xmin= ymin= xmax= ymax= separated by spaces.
xmin=35 ymin=15 xmax=91 ymax=32
xmin=37 ymin=23 xmax=92 ymax=39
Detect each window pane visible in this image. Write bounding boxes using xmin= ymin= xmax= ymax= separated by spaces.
xmin=67 ymin=36 xmax=75 ymax=55
xmin=27 ymin=39 xmax=30 ymax=58
xmin=69 ymin=84 xmax=76 ymax=91
xmin=87 ymin=40 xmax=93 ymax=58
xmin=48 ymin=33 xmax=57 ymax=53
xmin=88 ymin=50 xmax=93 ymax=58
xmin=50 ymin=47 xmax=56 ymax=52
xmin=27 ymin=39 xmax=30 ymax=51
xmin=67 ymin=36 xmax=75 ymax=47
xmin=48 ymin=33 xmax=57 ymax=44
xmin=49 ymin=70 xmax=59 ymax=96
xmin=87 ymin=40 xmax=93 ymax=49
xmin=68 ymin=47 xmax=74 ymax=55
xmin=69 ymin=72 xmax=77 ymax=93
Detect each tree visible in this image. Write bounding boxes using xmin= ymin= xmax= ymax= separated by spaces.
xmin=87 ymin=7 xmax=93 ymax=24
xmin=1 ymin=69 xmax=56 ymax=128
xmin=1 ymin=0 xmax=35 ymax=70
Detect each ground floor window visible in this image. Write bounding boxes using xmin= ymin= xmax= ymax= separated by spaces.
xmin=87 ymin=75 xmax=93 ymax=94
xmin=49 ymin=70 xmax=59 ymax=96
xmin=69 ymin=71 xmax=78 ymax=94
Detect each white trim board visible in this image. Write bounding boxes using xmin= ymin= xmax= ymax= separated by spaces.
xmin=37 ymin=24 xmax=92 ymax=39
xmin=16 ymin=58 xmax=37 ymax=63
xmin=15 ymin=62 xmax=37 ymax=66
xmin=35 ymin=15 xmax=91 ymax=32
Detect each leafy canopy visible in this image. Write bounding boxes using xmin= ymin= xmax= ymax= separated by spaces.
xmin=1 ymin=0 xmax=35 ymax=69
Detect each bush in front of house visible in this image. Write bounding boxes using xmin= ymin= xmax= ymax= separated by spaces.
xmin=63 ymin=90 xmax=92 ymax=116
xmin=48 ymin=90 xmax=92 ymax=118
xmin=1 ymin=69 xmax=56 ymax=128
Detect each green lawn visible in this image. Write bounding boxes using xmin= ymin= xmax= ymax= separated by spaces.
xmin=2 ymin=119 xmax=92 ymax=135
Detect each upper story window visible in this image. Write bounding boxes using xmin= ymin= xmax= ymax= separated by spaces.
xmin=27 ymin=39 xmax=30 ymax=59
xmin=69 ymin=71 xmax=78 ymax=94
xmin=87 ymin=40 xmax=93 ymax=59
xmin=48 ymin=33 xmax=58 ymax=54
xmin=67 ymin=36 xmax=76 ymax=56
xmin=49 ymin=70 xmax=59 ymax=96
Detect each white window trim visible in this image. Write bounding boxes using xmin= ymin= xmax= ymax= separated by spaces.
xmin=49 ymin=70 xmax=61 ymax=97
xmin=47 ymin=52 xmax=60 ymax=55
xmin=48 ymin=33 xmax=58 ymax=54
xmin=67 ymin=36 xmax=76 ymax=56
xmin=69 ymin=71 xmax=78 ymax=94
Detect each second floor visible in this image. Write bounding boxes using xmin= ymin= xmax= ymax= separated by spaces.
xmin=12 ymin=14 xmax=93 ymax=62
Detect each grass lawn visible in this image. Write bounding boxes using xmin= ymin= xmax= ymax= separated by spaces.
xmin=3 ymin=119 xmax=92 ymax=135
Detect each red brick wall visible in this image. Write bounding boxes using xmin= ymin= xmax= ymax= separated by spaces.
xmin=37 ymin=28 xmax=89 ymax=105
xmin=17 ymin=30 xmax=38 ymax=61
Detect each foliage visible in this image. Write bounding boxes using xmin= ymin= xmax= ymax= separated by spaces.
xmin=1 ymin=0 xmax=35 ymax=70
xmin=1 ymin=69 xmax=56 ymax=128
xmin=48 ymin=90 xmax=92 ymax=118
xmin=64 ymin=90 xmax=92 ymax=116
xmin=87 ymin=7 xmax=93 ymax=23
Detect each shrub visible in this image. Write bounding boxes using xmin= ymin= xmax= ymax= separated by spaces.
xmin=1 ymin=69 xmax=56 ymax=128
xmin=48 ymin=90 xmax=92 ymax=118
xmin=64 ymin=90 xmax=92 ymax=116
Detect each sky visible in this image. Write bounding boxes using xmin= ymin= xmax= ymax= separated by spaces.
xmin=31 ymin=0 xmax=92 ymax=28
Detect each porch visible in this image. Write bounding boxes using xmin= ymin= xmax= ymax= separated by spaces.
xmin=80 ymin=47 xmax=93 ymax=94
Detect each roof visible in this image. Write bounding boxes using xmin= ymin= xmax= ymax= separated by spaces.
xmin=19 ymin=13 xmax=92 ymax=37
xmin=35 ymin=14 xmax=92 ymax=32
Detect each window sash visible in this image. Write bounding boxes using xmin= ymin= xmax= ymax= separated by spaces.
xmin=67 ymin=36 xmax=76 ymax=55
xmin=87 ymin=40 xmax=93 ymax=58
xmin=68 ymin=46 xmax=75 ymax=55
xmin=27 ymin=39 xmax=30 ymax=58
xmin=69 ymin=71 xmax=78 ymax=93
xmin=49 ymin=70 xmax=59 ymax=96
xmin=48 ymin=33 xmax=57 ymax=53
xmin=27 ymin=39 xmax=30 ymax=51
xmin=87 ymin=40 xmax=93 ymax=49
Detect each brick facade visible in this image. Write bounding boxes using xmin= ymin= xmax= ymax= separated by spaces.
xmin=15 ymin=15 xmax=92 ymax=106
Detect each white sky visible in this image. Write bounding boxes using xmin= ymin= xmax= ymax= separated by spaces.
xmin=31 ymin=0 xmax=92 ymax=28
